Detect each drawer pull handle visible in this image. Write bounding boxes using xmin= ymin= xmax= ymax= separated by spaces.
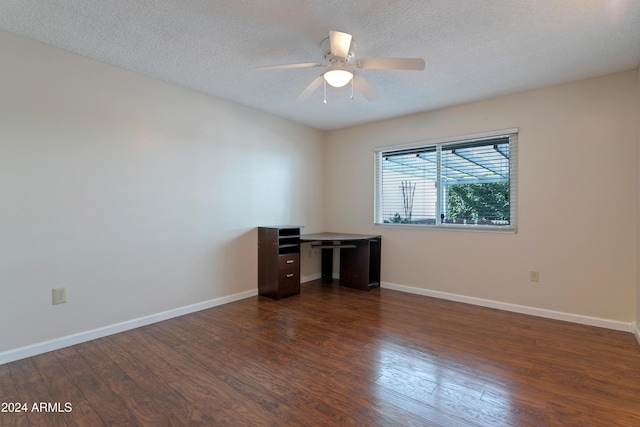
xmin=286 ymin=260 xmax=294 ymax=264
xmin=286 ymin=273 xmax=294 ymax=278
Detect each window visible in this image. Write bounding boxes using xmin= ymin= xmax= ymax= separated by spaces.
xmin=374 ymin=129 xmax=517 ymax=230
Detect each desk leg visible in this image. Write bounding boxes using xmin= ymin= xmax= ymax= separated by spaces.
xmin=320 ymin=248 xmax=333 ymax=281
xmin=369 ymin=237 xmax=381 ymax=287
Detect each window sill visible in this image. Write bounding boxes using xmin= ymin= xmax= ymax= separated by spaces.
xmin=374 ymin=222 xmax=517 ymax=234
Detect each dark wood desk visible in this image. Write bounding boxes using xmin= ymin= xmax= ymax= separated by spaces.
xmin=300 ymin=232 xmax=381 ymax=291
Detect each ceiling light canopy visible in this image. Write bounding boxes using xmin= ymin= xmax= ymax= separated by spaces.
xmin=324 ymin=64 xmax=353 ymax=87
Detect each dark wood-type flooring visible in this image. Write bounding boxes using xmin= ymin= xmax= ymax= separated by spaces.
xmin=2 ymin=281 xmax=640 ymax=426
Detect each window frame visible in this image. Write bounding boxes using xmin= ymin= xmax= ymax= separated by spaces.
xmin=374 ymin=128 xmax=518 ymax=232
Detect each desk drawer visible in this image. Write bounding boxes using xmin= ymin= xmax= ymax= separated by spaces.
xmin=278 ymin=253 xmax=299 ymax=269
xmin=278 ymin=267 xmax=300 ymax=294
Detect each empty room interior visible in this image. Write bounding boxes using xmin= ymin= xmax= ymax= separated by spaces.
xmin=1 ymin=1 xmax=640 ymax=426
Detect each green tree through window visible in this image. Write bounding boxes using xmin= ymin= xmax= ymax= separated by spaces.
xmin=447 ymin=182 xmax=509 ymax=221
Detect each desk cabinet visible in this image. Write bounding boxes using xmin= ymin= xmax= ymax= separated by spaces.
xmin=258 ymin=226 xmax=301 ymax=299
xmin=340 ymin=237 xmax=381 ymax=291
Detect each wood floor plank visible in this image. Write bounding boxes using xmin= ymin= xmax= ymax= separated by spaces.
xmin=2 ymin=281 xmax=640 ymax=426
xmin=30 ymin=352 xmax=101 ymax=426
xmin=74 ymin=339 xmax=181 ymax=426
xmin=146 ymin=321 xmax=315 ymax=426
xmin=53 ymin=346 xmax=141 ymax=426
xmin=0 ymin=363 xmax=31 ymax=427
xmin=7 ymin=358 xmax=66 ymax=427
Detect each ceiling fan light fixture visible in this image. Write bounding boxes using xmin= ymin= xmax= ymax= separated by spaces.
xmin=324 ymin=66 xmax=353 ymax=88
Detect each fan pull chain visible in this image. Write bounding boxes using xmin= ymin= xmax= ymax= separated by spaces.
xmin=350 ymin=77 xmax=354 ymax=100
xmin=323 ymin=79 xmax=327 ymax=104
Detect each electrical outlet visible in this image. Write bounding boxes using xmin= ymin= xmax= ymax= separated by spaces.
xmin=530 ymin=271 xmax=540 ymax=283
xmin=52 ymin=287 xmax=67 ymax=305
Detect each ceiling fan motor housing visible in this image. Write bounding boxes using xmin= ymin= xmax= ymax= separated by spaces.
xmin=321 ymin=37 xmax=356 ymax=63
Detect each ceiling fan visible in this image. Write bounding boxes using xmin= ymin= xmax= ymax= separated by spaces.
xmin=257 ymin=31 xmax=425 ymax=103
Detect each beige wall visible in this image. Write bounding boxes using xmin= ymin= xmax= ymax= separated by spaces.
xmin=0 ymin=31 xmax=324 ymax=353
xmin=325 ymin=71 xmax=638 ymax=323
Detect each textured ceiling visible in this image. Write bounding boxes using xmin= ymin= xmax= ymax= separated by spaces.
xmin=1 ymin=1 xmax=639 ymax=130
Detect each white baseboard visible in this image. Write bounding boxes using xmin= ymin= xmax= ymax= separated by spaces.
xmin=301 ymin=272 xmax=321 ymax=283
xmin=301 ymin=273 xmax=339 ymax=282
xmin=4 ymin=282 xmax=636 ymax=366
xmin=382 ymin=281 xmax=633 ymax=333
xmin=0 ymin=288 xmax=258 ymax=365
xmin=633 ymin=322 xmax=640 ymax=346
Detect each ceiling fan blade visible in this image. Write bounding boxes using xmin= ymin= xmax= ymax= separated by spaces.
xmin=352 ymin=74 xmax=379 ymax=101
xmin=329 ymin=31 xmax=352 ymax=58
xmin=295 ymin=75 xmax=324 ymax=102
xmin=356 ymin=57 xmax=425 ymax=71
xmin=257 ymin=62 xmax=323 ymax=70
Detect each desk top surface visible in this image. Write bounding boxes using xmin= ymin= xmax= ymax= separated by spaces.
xmin=300 ymin=232 xmax=381 ymax=242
